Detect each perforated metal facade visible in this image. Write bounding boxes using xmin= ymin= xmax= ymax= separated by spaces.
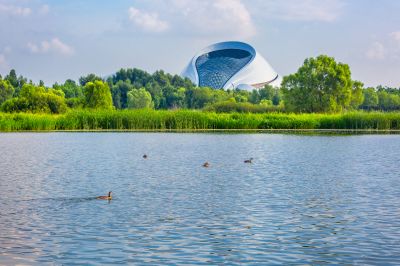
xmin=195 ymin=49 xmax=252 ymax=89
xmin=182 ymin=41 xmax=281 ymax=91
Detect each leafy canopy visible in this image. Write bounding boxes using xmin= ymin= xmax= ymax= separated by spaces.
xmin=83 ymin=80 xmax=113 ymax=109
xmin=282 ymin=55 xmax=358 ymax=113
xmin=127 ymin=88 xmax=154 ymax=109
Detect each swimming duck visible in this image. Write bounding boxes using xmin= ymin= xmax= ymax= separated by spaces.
xmin=97 ymin=191 xmax=112 ymax=200
xmin=244 ymin=158 xmax=253 ymax=163
xmin=143 ymin=154 xmax=148 ymax=159
xmin=203 ymin=162 xmax=210 ymax=168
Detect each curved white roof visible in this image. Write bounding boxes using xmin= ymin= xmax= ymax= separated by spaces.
xmin=181 ymin=41 xmax=281 ymax=90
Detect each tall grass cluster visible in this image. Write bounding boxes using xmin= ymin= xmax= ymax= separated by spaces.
xmin=1 ymin=109 xmax=400 ymax=131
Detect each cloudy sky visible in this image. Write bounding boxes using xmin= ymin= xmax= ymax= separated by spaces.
xmin=0 ymin=0 xmax=399 ymax=87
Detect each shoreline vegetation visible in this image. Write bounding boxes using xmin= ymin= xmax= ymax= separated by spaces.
xmin=1 ymin=109 xmax=400 ymax=132
xmin=1 ymin=55 xmax=400 ymax=134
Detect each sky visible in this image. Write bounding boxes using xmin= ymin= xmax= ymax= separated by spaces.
xmin=0 ymin=0 xmax=399 ymax=87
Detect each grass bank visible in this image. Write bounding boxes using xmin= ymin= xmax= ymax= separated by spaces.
xmin=1 ymin=109 xmax=400 ymax=132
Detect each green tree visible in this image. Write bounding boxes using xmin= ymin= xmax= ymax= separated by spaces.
xmin=258 ymin=85 xmax=282 ymax=105
xmin=145 ymin=81 xmax=164 ymax=109
xmin=111 ymin=80 xmax=134 ymax=109
xmin=350 ymin=81 xmax=364 ymax=109
xmin=1 ymin=83 xmax=66 ymax=113
xmin=361 ymin=87 xmax=378 ymax=110
xmin=83 ymin=80 xmax=113 ymax=109
xmin=47 ymin=88 xmax=65 ymax=98
xmin=164 ymin=85 xmax=186 ymax=108
xmin=127 ymin=88 xmax=154 ymax=109
xmin=377 ymin=90 xmax=400 ymax=111
xmin=45 ymin=91 xmax=67 ymax=113
xmin=5 ymin=69 xmax=18 ymax=88
xmin=55 ymin=79 xmax=83 ymax=98
xmin=282 ymin=55 xmax=353 ymax=113
xmin=79 ymin=74 xmax=103 ymax=86
xmin=249 ymin=90 xmax=261 ymax=104
xmin=0 ymin=79 xmax=14 ymax=105
xmin=4 ymin=69 xmax=27 ymax=96
xmin=186 ymin=87 xmax=214 ymax=109
xmin=234 ymin=89 xmax=249 ymax=103
xmin=260 ymin=99 xmax=273 ymax=106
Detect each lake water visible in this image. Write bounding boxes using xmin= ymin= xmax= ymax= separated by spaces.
xmin=0 ymin=133 xmax=399 ymax=265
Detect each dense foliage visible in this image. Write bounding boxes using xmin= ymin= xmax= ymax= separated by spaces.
xmin=1 ymin=109 xmax=399 ymax=131
xmin=127 ymin=88 xmax=154 ymax=109
xmin=83 ymin=80 xmax=113 ymax=109
xmin=282 ymin=55 xmax=360 ymax=113
xmin=0 ymin=54 xmax=399 ymax=116
xmin=1 ymin=84 xmax=67 ymax=113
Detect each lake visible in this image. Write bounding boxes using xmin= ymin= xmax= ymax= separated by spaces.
xmin=0 ymin=133 xmax=399 ymax=265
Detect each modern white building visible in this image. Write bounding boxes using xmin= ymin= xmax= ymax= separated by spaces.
xmin=181 ymin=41 xmax=281 ymax=91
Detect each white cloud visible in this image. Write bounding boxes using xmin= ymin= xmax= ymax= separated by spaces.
xmin=365 ymin=32 xmax=400 ymax=60
xmin=252 ymin=0 xmax=345 ymax=22
xmin=161 ymin=0 xmax=256 ymax=39
xmin=127 ymin=0 xmax=341 ymax=39
xmin=126 ymin=0 xmax=256 ymax=38
xmin=27 ymin=38 xmax=74 ymax=56
xmin=0 ymin=3 xmax=31 ymax=16
xmin=366 ymin=42 xmax=386 ymax=60
xmin=128 ymin=7 xmax=169 ymax=32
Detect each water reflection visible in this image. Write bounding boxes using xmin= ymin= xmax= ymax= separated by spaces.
xmin=0 ymin=133 xmax=400 ymax=265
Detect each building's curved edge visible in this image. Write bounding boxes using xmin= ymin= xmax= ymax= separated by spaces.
xmin=223 ymin=47 xmax=279 ymax=90
xmin=181 ymin=41 xmax=280 ymax=91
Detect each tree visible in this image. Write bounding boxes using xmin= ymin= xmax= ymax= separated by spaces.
xmin=377 ymin=90 xmax=400 ymax=111
xmin=5 ymin=69 xmax=18 ymax=88
xmin=83 ymin=80 xmax=113 ymax=109
xmin=164 ymin=85 xmax=186 ymax=108
xmin=127 ymin=88 xmax=154 ymax=109
xmin=55 ymin=79 xmax=83 ymax=98
xmin=4 ymin=69 xmax=27 ymax=96
xmin=234 ymin=89 xmax=249 ymax=103
xmin=361 ymin=87 xmax=378 ymax=110
xmin=79 ymin=74 xmax=102 ymax=86
xmin=249 ymin=90 xmax=261 ymax=104
xmin=1 ymin=83 xmax=66 ymax=113
xmin=258 ymin=85 xmax=282 ymax=105
xmin=350 ymin=81 xmax=364 ymax=109
xmin=282 ymin=55 xmax=353 ymax=113
xmin=0 ymin=79 xmax=14 ymax=105
xmin=111 ymin=80 xmax=134 ymax=109
xmin=186 ymin=87 xmax=214 ymax=109
xmin=145 ymin=81 xmax=164 ymax=109
xmin=45 ymin=92 xmax=67 ymax=113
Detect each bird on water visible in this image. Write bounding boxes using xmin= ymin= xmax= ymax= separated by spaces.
xmin=143 ymin=154 xmax=148 ymax=159
xmin=244 ymin=158 xmax=253 ymax=163
xmin=203 ymin=162 xmax=210 ymax=168
xmin=97 ymin=191 xmax=112 ymax=200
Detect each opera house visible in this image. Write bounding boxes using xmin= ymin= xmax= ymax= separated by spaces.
xmin=181 ymin=41 xmax=281 ymax=91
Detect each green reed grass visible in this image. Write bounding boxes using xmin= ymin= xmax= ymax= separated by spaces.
xmin=1 ymin=109 xmax=400 ymax=131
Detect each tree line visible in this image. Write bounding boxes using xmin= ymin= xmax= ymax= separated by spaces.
xmin=0 ymin=55 xmax=399 ymax=114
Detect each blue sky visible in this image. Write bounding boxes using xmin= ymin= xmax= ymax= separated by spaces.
xmin=0 ymin=0 xmax=399 ymax=87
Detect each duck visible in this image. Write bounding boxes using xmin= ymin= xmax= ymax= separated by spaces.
xmin=97 ymin=191 xmax=112 ymax=200
xmin=143 ymin=154 xmax=148 ymax=159
xmin=244 ymin=158 xmax=253 ymax=163
xmin=203 ymin=162 xmax=210 ymax=168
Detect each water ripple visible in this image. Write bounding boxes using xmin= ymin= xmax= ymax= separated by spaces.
xmin=0 ymin=133 xmax=400 ymax=265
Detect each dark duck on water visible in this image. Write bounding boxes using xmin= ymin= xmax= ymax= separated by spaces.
xmin=244 ymin=158 xmax=253 ymax=163
xmin=97 ymin=191 xmax=112 ymax=200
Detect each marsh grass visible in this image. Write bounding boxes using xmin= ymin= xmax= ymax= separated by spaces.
xmin=1 ymin=109 xmax=400 ymax=131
